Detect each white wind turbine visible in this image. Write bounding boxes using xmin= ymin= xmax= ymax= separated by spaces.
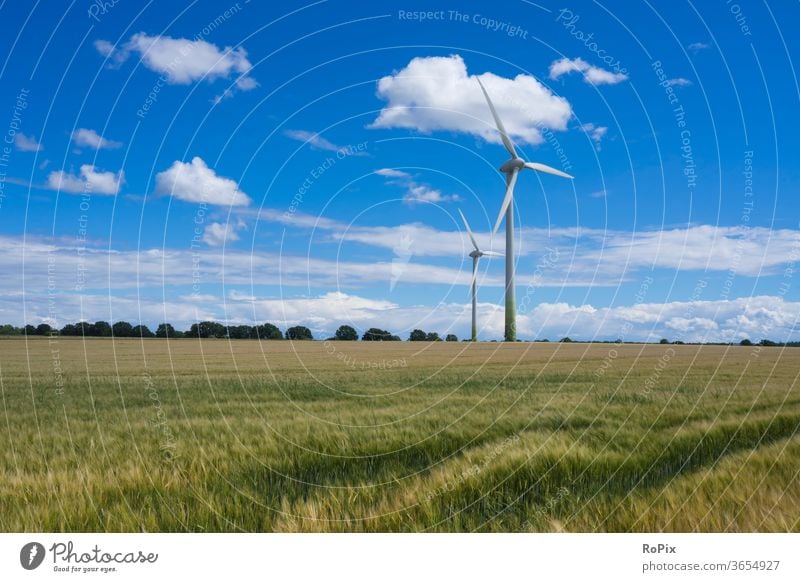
xmin=476 ymin=78 xmax=574 ymax=341
xmin=458 ymin=209 xmax=502 ymax=342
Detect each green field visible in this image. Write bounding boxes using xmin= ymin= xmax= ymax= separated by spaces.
xmin=1 ymin=338 xmax=798 ymax=532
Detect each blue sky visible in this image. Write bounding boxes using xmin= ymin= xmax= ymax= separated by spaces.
xmin=0 ymin=0 xmax=798 ymax=341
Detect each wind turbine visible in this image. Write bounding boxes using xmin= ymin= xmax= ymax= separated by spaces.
xmin=476 ymin=78 xmax=574 ymax=342
xmin=458 ymin=209 xmax=502 ymax=342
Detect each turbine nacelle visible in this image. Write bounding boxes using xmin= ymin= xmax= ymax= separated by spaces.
xmin=499 ymin=157 xmax=526 ymax=174
xmin=469 ymin=249 xmax=502 ymax=259
xmin=458 ymin=209 xmax=501 ymax=259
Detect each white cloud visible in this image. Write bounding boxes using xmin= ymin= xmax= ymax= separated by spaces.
xmin=1 ymin=233 xmax=799 ymax=341
xmin=202 ymin=221 xmax=246 ymax=246
xmin=96 ymin=33 xmax=256 ymax=90
xmin=375 ymin=168 xmax=461 ymax=205
xmin=403 ymin=184 xmax=461 ymax=205
xmin=248 ymin=205 xmax=800 ymax=279
xmin=580 ymin=123 xmax=608 ymax=145
xmin=688 ymin=42 xmax=711 ymax=51
xmin=587 ymin=225 xmax=800 ymax=277
xmin=511 ymin=296 xmax=800 ymax=343
xmin=370 ymin=54 xmax=573 ymax=145
xmin=94 ymin=39 xmax=115 ymax=57
xmin=46 ymin=165 xmax=123 ymax=195
xmin=665 ymin=78 xmax=692 ymax=87
xmin=549 ymin=57 xmax=628 ymax=85
xmin=14 ymin=133 xmax=42 ymax=152
xmin=313 ymin=215 xmax=800 ymax=282
xmin=155 ymin=157 xmax=251 ymax=206
xmin=235 ymin=76 xmax=258 ymax=91
xmin=285 ymin=129 xmax=367 ymax=156
xmin=71 ymin=128 xmax=122 ymax=150
xmin=375 ymin=168 xmax=410 ymax=178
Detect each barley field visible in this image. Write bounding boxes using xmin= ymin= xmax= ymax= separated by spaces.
xmin=1 ymin=338 xmax=798 ymax=532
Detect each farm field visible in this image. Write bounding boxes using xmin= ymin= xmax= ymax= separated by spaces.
xmin=0 ymin=337 xmax=798 ymax=532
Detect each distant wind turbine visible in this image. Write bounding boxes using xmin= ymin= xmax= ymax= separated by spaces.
xmin=476 ymin=77 xmax=574 ymax=341
xmin=459 ymin=209 xmax=502 ymax=342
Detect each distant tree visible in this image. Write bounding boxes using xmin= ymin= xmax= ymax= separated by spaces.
xmin=93 ymin=321 xmax=112 ymax=337
xmin=190 ymin=321 xmax=227 ymax=338
xmin=426 ymin=332 xmax=441 ymax=342
xmin=227 ymin=325 xmax=254 ymax=339
xmin=155 ymin=323 xmax=176 ymax=338
xmin=335 ymin=325 xmax=359 ymax=341
xmin=409 ymin=329 xmax=427 ymax=342
xmin=672 ymin=340 xmax=685 ymax=345
xmin=24 ymin=324 xmax=36 ymax=335
xmin=362 ymin=328 xmax=395 ymax=341
xmin=659 ymin=338 xmax=669 ymax=344
xmin=112 ymin=321 xmax=134 ymax=337
xmin=36 ymin=323 xmax=53 ymax=336
xmin=739 ymin=338 xmax=753 ymax=346
xmin=256 ymin=323 xmax=283 ymax=340
xmin=759 ymin=339 xmax=777 ymax=347
xmin=559 ymin=337 xmax=573 ymax=343
xmin=60 ymin=324 xmax=78 ymax=336
xmin=0 ymin=324 xmax=21 ymax=335
xmin=445 ymin=334 xmax=458 ymax=342
xmin=285 ymin=325 xmax=313 ymax=340
xmin=132 ymin=324 xmax=154 ymax=338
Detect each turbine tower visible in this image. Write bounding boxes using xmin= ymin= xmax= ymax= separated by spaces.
xmin=476 ymin=78 xmax=574 ymax=342
xmin=458 ymin=209 xmax=502 ymax=342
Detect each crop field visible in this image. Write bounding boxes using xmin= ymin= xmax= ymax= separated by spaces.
xmin=1 ymin=338 xmax=798 ymax=532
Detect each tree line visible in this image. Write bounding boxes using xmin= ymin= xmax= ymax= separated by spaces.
xmin=0 ymin=321 xmax=459 ymax=342
xmin=0 ymin=322 xmax=796 ymax=346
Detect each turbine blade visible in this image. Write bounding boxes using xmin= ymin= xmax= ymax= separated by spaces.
xmin=523 ymin=161 xmax=574 ymax=179
xmin=476 ymin=77 xmax=517 ymax=158
xmin=493 ymin=168 xmax=519 ymax=235
xmin=458 ymin=208 xmax=480 ymax=252
xmin=481 ymin=251 xmax=503 ymax=257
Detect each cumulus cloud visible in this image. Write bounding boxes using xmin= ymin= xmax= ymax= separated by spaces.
xmin=370 ymin=54 xmax=573 ymax=145
xmin=549 ymin=57 xmax=628 ymax=85
xmin=46 ymin=165 xmax=123 ymax=195
xmin=511 ymin=296 xmax=800 ymax=343
xmin=96 ymin=33 xmax=257 ymax=91
xmin=2 ymin=233 xmax=799 ymax=341
xmin=14 ymin=133 xmax=42 ymax=152
xmin=94 ymin=39 xmax=115 ymax=57
xmin=375 ymin=168 xmax=461 ymax=205
xmin=202 ymin=221 xmax=246 ymax=246
xmin=402 ymin=184 xmax=461 ymax=205
xmin=71 ymin=128 xmax=122 ymax=150
xmin=155 ymin=157 xmax=251 ymax=206
xmin=581 ymin=123 xmax=608 ymax=146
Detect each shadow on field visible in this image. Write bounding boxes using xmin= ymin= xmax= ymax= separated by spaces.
xmin=412 ymin=414 xmax=800 ymax=532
